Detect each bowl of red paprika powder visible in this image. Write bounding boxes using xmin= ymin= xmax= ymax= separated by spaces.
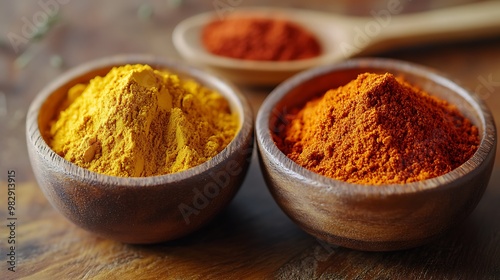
xmin=256 ymin=58 xmax=496 ymax=251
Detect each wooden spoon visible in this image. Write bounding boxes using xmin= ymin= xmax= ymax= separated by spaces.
xmin=173 ymin=1 xmax=500 ymax=85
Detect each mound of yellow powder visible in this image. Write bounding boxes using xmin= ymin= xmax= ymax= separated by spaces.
xmin=49 ymin=64 xmax=238 ymax=177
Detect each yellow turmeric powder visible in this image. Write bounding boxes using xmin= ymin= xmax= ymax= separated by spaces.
xmin=49 ymin=64 xmax=238 ymax=177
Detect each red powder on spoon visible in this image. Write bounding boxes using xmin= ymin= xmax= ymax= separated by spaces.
xmin=202 ymin=16 xmax=321 ymax=61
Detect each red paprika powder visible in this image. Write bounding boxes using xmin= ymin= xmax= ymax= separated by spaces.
xmin=202 ymin=16 xmax=321 ymax=61
xmin=275 ymin=73 xmax=479 ymax=185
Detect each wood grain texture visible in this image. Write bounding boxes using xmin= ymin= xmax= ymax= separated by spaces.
xmin=1 ymin=166 xmax=500 ymax=279
xmin=1 ymin=0 xmax=500 ymax=279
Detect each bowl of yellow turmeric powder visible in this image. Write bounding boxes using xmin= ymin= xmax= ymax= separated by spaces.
xmin=256 ymin=58 xmax=496 ymax=251
xmin=26 ymin=54 xmax=254 ymax=244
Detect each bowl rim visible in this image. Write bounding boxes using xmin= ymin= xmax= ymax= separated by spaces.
xmin=256 ymin=57 xmax=496 ymax=195
xmin=26 ymin=54 xmax=254 ymax=187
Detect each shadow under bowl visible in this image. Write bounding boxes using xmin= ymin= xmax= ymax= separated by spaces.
xmin=256 ymin=58 xmax=496 ymax=251
xmin=26 ymin=54 xmax=254 ymax=244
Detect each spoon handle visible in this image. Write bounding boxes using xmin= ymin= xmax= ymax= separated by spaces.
xmin=362 ymin=1 xmax=500 ymax=54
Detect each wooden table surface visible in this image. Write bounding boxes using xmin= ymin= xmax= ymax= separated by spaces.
xmin=1 ymin=1 xmax=499 ymax=279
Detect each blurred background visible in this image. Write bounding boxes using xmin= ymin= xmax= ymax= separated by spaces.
xmin=0 ymin=1 xmax=499 ymax=278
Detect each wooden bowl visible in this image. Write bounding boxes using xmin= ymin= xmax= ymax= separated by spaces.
xmin=256 ymin=58 xmax=496 ymax=251
xmin=26 ymin=55 xmax=254 ymax=244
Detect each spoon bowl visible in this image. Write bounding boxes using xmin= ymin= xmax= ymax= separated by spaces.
xmin=173 ymin=2 xmax=500 ymax=85
xmin=256 ymin=58 xmax=496 ymax=251
xmin=173 ymin=8 xmax=346 ymax=85
xmin=26 ymin=54 xmax=254 ymax=244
